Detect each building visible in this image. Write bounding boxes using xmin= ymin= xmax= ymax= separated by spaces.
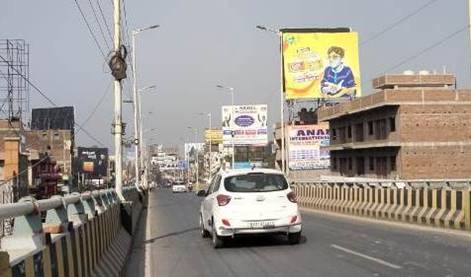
xmin=318 ymin=73 xmax=471 ymax=179
xmin=26 ymin=129 xmax=73 ymax=175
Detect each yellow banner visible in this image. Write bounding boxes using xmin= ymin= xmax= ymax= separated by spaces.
xmin=282 ymin=31 xmax=361 ymax=100
xmin=204 ymin=129 xmax=223 ymax=144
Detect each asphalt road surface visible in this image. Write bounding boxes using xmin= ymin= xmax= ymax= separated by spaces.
xmin=124 ymin=189 xmax=471 ymax=277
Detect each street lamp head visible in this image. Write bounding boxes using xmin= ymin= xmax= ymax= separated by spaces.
xmin=134 ymin=24 xmax=160 ymax=34
xmin=138 ymin=84 xmax=157 ymax=93
xmin=216 ymin=84 xmax=234 ymax=92
xmin=256 ymin=25 xmax=267 ymax=31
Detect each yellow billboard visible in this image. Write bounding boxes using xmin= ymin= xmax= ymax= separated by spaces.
xmin=282 ymin=31 xmax=361 ymax=100
xmin=204 ymin=129 xmax=223 ymax=144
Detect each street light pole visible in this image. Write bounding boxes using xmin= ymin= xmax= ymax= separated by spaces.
xmin=217 ymin=84 xmax=235 ymax=169
xmin=208 ymin=113 xmax=212 ymax=181
xmin=256 ymin=25 xmax=286 ymax=174
xmin=199 ymin=112 xmax=212 ymax=181
xmin=131 ymin=31 xmax=141 ymax=191
xmin=131 ymin=25 xmax=159 ymax=190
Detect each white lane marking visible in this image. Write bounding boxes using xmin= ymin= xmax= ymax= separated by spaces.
xmin=331 ymin=244 xmax=402 ymax=269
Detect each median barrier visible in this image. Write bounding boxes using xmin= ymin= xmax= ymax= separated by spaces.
xmin=292 ymin=181 xmax=471 ymax=232
xmin=0 ymin=187 xmax=146 ymax=277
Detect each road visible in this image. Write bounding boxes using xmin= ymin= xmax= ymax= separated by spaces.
xmin=124 ymin=189 xmax=471 ymax=277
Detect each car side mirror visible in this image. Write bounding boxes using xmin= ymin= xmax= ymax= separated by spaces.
xmin=197 ymin=190 xmax=206 ymax=197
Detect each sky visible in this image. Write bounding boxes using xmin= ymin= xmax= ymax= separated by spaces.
xmin=1 ymin=0 xmax=470 ymax=151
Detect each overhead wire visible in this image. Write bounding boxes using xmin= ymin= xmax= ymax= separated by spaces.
xmin=378 ymin=24 xmax=470 ymax=77
xmin=87 ymin=0 xmax=112 ymax=51
xmin=0 ymin=54 xmax=106 ymax=147
xmin=96 ymin=0 xmax=113 ymax=42
xmin=72 ymin=0 xmax=108 ymax=59
xmin=361 ymin=0 xmax=442 ymax=46
xmin=76 ymin=80 xmax=113 ymax=133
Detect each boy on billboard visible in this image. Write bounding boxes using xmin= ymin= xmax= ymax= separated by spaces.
xmin=320 ymin=46 xmax=356 ymax=98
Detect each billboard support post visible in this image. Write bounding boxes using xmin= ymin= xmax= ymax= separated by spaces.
xmin=279 ymin=32 xmax=286 ymax=175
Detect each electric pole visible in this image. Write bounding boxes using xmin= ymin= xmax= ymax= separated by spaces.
xmin=110 ymin=0 xmax=126 ymax=200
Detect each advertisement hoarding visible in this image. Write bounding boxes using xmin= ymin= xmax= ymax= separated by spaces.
xmin=222 ymin=104 xmax=268 ymax=146
xmin=288 ymin=123 xmax=330 ymax=170
xmin=77 ymin=147 xmax=109 ymax=178
xmin=184 ymin=143 xmax=205 ymax=162
xmin=204 ymin=129 xmax=223 ymax=144
xmin=282 ymin=29 xmax=361 ymax=100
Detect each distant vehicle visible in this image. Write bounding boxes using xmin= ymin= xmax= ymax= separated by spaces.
xmin=172 ymin=182 xmax=187 ymax=193
xmin=197 ymin=168 xmax=302 ymax=248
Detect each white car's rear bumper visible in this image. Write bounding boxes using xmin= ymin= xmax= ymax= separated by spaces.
xmin=217 ymin=222 xmax=302 ymax=236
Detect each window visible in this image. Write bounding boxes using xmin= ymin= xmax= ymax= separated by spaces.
xmin=347 ymin=126 xmax=352 ymax=138
xmin=224 ymin=173 xmax=288 ymax=192
xmin=389 ymin=117 xmax=396 ymax=132
xmin=355 ymin=123 xmax=364 ymax=142
xmin=339 ymin=127 xmax=346 ymax=143
xmin=375 ymin=119 xmax=387 ymax=140
xmin=332 ymin=129 xmax=337 ymax=140
xmin=332 ymin=157 xmax=337 ymax=170
xmin=369 ymin=157 xmax=375 ymax=171
xmin=348 ymin=157 xmax=352 ymax=170
xmin=368 ymin=121 xmax=374 ymax=135
xmin=356 ymin=157 xmax=365 ymax=175
xmin=390 ymin=156 xmax=396 ymax=171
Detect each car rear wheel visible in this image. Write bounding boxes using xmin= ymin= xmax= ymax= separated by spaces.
xmin=211 ymin=221 xmax=224 ymax=248
xmin=200 ymin=215 xmax=210 ymax=238
xmin=288 ymin=232 xmax=301 ymax=245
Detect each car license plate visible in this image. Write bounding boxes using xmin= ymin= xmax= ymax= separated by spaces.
xmin=249 ymin=221 xmax=275 ymax=229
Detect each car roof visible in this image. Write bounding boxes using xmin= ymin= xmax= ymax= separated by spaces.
xmin=219 ymin=168 xmax=285 ymax=178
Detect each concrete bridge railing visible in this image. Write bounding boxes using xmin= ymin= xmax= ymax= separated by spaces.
xmin=292 ymin=181 xmax=471 ymax=231
xmin=0 ymin=186 xmax=146 ymax=277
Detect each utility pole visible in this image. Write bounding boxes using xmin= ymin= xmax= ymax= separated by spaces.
xmin=112 ymin=0 xmax=124 ymax=200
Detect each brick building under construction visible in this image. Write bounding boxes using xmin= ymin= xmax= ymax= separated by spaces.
xmin=318 ymin=73 xmax=471 ymax=179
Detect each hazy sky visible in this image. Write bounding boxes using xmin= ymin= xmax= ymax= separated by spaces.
xmin=1 ymin=0 xmax=470 ymax=151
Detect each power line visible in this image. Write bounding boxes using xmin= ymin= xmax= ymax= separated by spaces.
xmin=72 ymin=0 xmax=108 ymax=59
xmin=87 ymin=0 xmax=112 ymax=51
xmin=361 ymin=0 xmax=441 ymax=46
xmin=96 ymin=0 xmax=113 ymax=42
xmin=121 ymin=0 xmax=132 ymax=47
xmin=381 ymin=24 xmax=469 ymax=75
xmin=0 ymin=53 xmax=106 ymax=147
xmin=76 ymin=80 xmax=112 ymax=133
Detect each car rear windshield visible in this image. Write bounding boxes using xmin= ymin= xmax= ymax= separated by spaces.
xmin=224 ymin=173 xmax=288 ymax=192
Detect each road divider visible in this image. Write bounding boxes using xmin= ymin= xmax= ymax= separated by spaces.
xmin=293 ymin=181 xmax=471 ymax=231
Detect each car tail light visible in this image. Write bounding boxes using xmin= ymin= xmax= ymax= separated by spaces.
xmin=222 ymin=219 xmax=231 ymax=226
xmin=216 ymin=194 xmax=231 ymax=206
xmin=287 ymin=192 xmax=297 ymax=203
xmin=290 ymin=215 xmax=298 ymax=224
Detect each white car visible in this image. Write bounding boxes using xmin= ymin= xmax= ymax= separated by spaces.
xmin=172 ymin=183 xmax=187 ymax=193
xmin=198 ymin=168 xmax=302 ymax=248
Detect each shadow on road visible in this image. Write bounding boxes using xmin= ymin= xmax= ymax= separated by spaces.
xmin=214 ymin=234 xmax=308 ymax=249
xmin=144 ymin=227 xmax=199 ymax=244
